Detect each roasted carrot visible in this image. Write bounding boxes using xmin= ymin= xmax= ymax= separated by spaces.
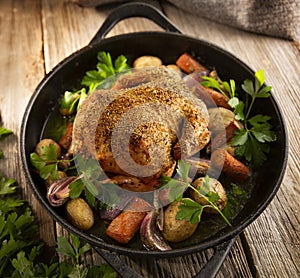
xmin=59 ymin=122 xmax=73 ymax=150
xmin=176 ymin=52 xmax=207 ymax=74
xmin=207 ymin=121 xmax=240 ymax=153
xmin=106 ymin=197 xmax=152 ymax=244
xmin=202 ymin=86 xmax=231 ymax=109
xmin=211 ymin=148 xmax=250 ymax=181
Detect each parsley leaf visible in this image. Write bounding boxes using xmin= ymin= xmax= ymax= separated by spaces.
xmin=230 ymin=70 xmax=276 ymax=167
xmin=176 ymin=160 xmax=190 ymax=183
xmin=176 ymin=198 xmax=204 ymax=224
xmin=0 ymin=127 xmax=13 ymax=138
xmin=202 ymin=69 xmax=276 ymax=167
xmin=30 ymin=144 xmax=60 ymax=181
xmin=81 ymin=51 xmax=130 ymax=93
xmin=0 ymin=174 xmax=16 ymax=195
xmin=160 ymin=175 xmax=187 ymax=202
xmin=164 ymin=161 xmax=231 ymax=226
xmin=60 ymin=88 xmax=87 ymax=115
xmin=0 ymin=126 xmax=12 ymax=159
xmin=60 ymin=51 xmax=130 ymax=115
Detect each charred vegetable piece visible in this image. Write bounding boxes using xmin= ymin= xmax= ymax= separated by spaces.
xmin=185 ymin=157 xmax=211 ymax=177
xmin=211 ymin=148 xmax=250 ymax=181
xmin=45 ymin=171 xmax=67 ymax=187
xmin=106 ymin=197 xmax=152 ymax=244
xmin=47 ymin=176 xmax=77 ymax=206
xmin=66 ymin=198 xmax=94 ymax=230
xmin=140 ymin=210 xmax=171 ymax=251
xmin=59 ymin=122 xmax=73 ymax=150
xmin=207 ymin=120 xmax=242 ymax=154
xmin=176 ymin=52 xmax=207 ymax=74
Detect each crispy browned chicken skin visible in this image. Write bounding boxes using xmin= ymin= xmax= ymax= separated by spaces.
xmin=72 ymin=67 xmax=210 ymax=190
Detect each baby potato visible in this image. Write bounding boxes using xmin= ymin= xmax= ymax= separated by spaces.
xmin=208 ymin=107 xmax=235 ymax=134
xmin=163 ymin=201 xmax=198 ymax=243
xmin=166 ymin=64 xmax=182 ymax=77
xmin=66 ymin=198 xmax=94 ymax=230
xmin=133 ymin=55 xmax=162 ymax=68
xmin=35 ymin=138 xmax=61 ymax=158
xmin=191 ymin=177 xmax=227 ymax=213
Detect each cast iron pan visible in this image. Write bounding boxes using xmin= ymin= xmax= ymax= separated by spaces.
xmin=20 ymin=2 xmax=288 ymax=277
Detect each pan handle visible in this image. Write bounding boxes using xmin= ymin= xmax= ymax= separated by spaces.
xmin=89 ymin=2 xmax=182 ymax=45
xmin=93 ymin=236 xmax=237 ymax=278
xmin=193 ymin=236 xmax=236 ymax=278
xmin=93 ymin=246 xmax=144 ymax=278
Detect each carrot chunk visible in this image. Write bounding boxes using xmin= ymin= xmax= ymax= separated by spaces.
xmin=106 ymin=197 xmax=151 ymax=244
xmin=176 ymin=52 xmax=207 ymax=74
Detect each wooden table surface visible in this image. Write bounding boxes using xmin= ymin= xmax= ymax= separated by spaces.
xmin=0 ymin=0 xmax=299 ymax=277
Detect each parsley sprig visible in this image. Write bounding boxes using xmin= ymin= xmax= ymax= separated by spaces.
xmin=201 ymin=70 xmax=276 ymax=167
xmin=0 ymin=127 xmax=116 ymax=277
xmin=60 ymin=51 xmax=130 ymax=115
xmin=231 ymin=70 xmax=276 ymax=167
xmin=81 ymin=51 xmax=130 ymax=92
xmin=160 ymin=160 xmax=231 ymax=226
xmin=30 ymin=144 xmax=73 ymax=180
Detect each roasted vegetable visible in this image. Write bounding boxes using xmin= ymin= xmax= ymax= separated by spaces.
xmin=133 ymin=55 xmax=162 ymax=68
xmin=162 ymin=201 xmax=198 ymax=243
xmin=66 ymin=198 xmax=94 ymax=230
xmin=106 ymin=197 xmax=152 ymax=244
xmin=211 ymin=148 xmax=250 ymax=181
xmin=35 ymin=138 xmax=61 ymax=159
xmin=176 ymin=52 xmax=207 ymax=74
xmin=59 ymin=121 xmax=73 ymax=150
xmin=208 ymin=107 xmax=235 ymax=134
xmin=191 ymin=177 xmax=227 ymax=213
xmin=140 ymin=210 xmax=171 ymax=251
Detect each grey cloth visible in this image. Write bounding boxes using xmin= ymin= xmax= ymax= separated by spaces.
xmin=74 ymin=0 xmax=300 ymax=44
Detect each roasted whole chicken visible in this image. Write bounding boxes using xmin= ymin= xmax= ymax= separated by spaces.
xmin=72 ymin=67 xmax=210 ymax=190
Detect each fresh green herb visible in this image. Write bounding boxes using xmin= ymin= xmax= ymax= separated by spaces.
xmin=230 ymin=70 xmax=276 ymax=167
xmin=0 ymin=174 xmax=40 ymax=277
xmin=0 ymin=126 xmax=13 ymax=137
xmin=162 ymin=160 xmax=231 ymax=226
xmin=59 ymin=51 xmax=130 ymax=115
xmin=0 ymin=126 xmax=12 ymax=158
xmin=160 ymin=175 xmax=187 ymax=202
xmin=60 ymin=88 xmax=87 ymax=115
xmin=81 ymin=51 xmax=130 ymax=92
xmin=201 ymin=76 xmax=240 ymax=109
xmin=176 ymin=198 xmax=204 ymax=224
xmin=201 ymin=70 xmax=276 ymax=167
xmin=0 ymin=129 xmax=116 ymax=277
xmin=30 ymin=144 xmax=62 ymax=180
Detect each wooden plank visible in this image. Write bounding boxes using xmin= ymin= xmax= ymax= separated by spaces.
xmin=162 ymin=3 xmax=300 ymax=277
xmin=0 ymin=0 xmax=57 ymax=249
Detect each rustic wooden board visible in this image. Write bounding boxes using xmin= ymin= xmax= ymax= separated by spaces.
xmin=0 ymin=0 xmax=58 ymax=249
